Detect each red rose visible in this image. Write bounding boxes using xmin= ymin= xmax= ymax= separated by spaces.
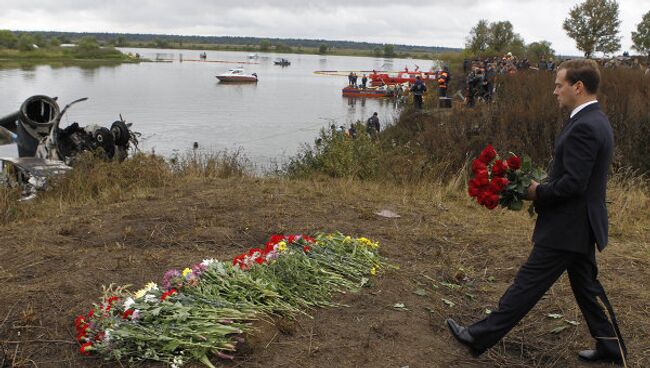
xmin=507 ymin=155 xmax=521 ymax=170
xmin=489 ymin=177 xmax=509 ymax=192
xmin=491 ymin=160 xmax=508 ymax=177
xmin=478 ymin=144 xmax=497 ymax=164
xmin=303 ymin=245 xmax=311 ymax=252
xmin=269 ymin=234 xmax=285 ymax=244
xmin=254 ymin=257 xmax=264 ymax=264
xmin=468 ymin=185 xmax=480 ymax=197
xmin=471 ymin=159 xmax=487 ymax=173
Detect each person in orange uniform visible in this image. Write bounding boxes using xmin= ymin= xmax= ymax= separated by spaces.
xmin=437 ymin=66 xmax=451 ymax=98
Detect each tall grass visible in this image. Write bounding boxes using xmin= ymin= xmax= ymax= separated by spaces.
xmin=0 ymin=150 xmax=252 ymax=225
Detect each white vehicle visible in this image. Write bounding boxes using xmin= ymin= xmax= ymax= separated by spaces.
xmin=216 ymin=68 xmax=258 ymax=83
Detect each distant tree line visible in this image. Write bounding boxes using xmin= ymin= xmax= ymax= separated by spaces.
xmin=1 ymin=30 xmax=459 ymax=55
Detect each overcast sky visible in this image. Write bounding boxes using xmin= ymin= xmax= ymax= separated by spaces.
xmin=1 ymin=0 xmax=646 ymax=56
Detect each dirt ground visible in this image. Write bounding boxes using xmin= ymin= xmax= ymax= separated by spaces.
xmin=0 ymin=177 xmax=648 ymax=367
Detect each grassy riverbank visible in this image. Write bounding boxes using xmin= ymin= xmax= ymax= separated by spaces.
xmin=0 ymin=152 xmax=648 ymax=367
xmin=0 ymin=47 xmax=139 ymax=63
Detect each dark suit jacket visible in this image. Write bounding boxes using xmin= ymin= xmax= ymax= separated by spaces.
xmin=533 ymin=102 xmax=613 ymax=253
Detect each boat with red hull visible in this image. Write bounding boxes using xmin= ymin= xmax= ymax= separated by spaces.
xmin=369 ymin=70 xmax=438 ymax=86
xmin=342 ymin=86 xmax=395 ymax=98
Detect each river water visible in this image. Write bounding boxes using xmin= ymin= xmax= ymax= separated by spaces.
xmin=0 ymin=48 xmax=435 ymax=166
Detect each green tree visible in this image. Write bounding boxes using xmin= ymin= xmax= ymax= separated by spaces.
xmin=116 ymin=36 xmax=128 ymax=47
xmin=373 ymin=47 xmax=382 ymax=57
xmin=526 ymin=40 xmax=555 ymax=62
xmin=632 ymin=10 xmax=650 ymax=59
xmin=16 ymin=33 xmax=36 ymax=51
xmin=49 ymin=37 xmax=61 ymax=48
xmin=77 ymin=36 xmax=100 ymax=50
xmin=383 ymin=44 xmax=395 ymax=58
xmin=154 ymin=38 xmax=168 ymax=48
xmin=465 ymin=19 xmax=490 ymax=55
xmin=0 ymin=30 xmax=17 ymax=49
xmin=259 ymin=39 xmax=271 ymax=51
xmin=318 ymin=43 xmax=328 ymax=54
xmin=563 ymin=0 xmax=621 ymax=57
xmin=488 ymin=21 xmax=516 ymax=53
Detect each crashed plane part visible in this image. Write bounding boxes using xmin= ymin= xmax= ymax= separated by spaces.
xmin=1 ymin=95 xmax=140 ymax=196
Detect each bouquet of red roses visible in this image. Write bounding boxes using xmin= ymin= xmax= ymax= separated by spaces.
xmin=468 ymin=144 xmax=546 ymax=213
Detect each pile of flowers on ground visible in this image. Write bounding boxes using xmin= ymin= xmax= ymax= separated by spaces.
xmin=468 ymin=144 xmax=547 ymax=212
xmin=75 ymin=233 xmax=385 ymax=367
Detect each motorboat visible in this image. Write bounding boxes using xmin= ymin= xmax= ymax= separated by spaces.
xmin=216 ymin=68 xmax=258 ymax=83
xmin=248 ymin=53 xmax=259 ymax=59
xmin=274 ymin=58 xmax=291 ymax=66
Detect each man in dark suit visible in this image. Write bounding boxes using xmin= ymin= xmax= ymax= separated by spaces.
xmin=446 ymin=59 xmax=627 ymax=365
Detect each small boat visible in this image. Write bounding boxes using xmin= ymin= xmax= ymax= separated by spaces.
xmin=342 ymin=86 xmax=395 ymax=98
xmin=216 ymin=68 xmax=258 ymax=83
xmin=274 ymin=58 xmax=291 ymax=66
xmin=248 ymin=53 xmax=259 ymax=59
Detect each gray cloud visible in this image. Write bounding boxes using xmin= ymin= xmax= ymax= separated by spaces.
xmin=1 ymin=0 xmax=646 ymax=55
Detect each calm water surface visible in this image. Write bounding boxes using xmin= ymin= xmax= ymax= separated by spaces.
xmin=0 ymin=48 xmax=435 ymax=166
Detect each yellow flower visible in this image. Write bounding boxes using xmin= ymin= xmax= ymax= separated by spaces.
xmin=134 ymin=282 xmax=158 ymax=299
xmin=278 ymin=241 xmax=287 ymax=251
xmin=182 ymin=268 xmax=192 ymax=277
xmin=358 ymin=237 xmax=380 ymax=249
xmin=370 ymin=267 xmax=377 ymax=276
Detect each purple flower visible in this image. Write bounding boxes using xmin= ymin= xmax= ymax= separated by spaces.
xmin=162 ymin=269 xmax=181 ymax=290
xmin=191 ymin=263 xmax=207 ymax=277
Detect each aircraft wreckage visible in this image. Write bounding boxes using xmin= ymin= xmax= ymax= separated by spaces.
xmin=0 ymin=95 xmax=139 ymax=197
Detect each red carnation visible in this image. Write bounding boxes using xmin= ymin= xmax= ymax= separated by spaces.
xmin=248 ymin=248 xmax=263 ymax=257
xmin=161 ymin=289 xmax=177 ymax=302
xmin=269 ymin=234 xmax=285 ymax=244
xmin=478 ymin=144 xmax=497 ymax=164
xmin=303 ymin=235 xmax=315 ymax=243
xmin=122 ymin=309 xmax=134 ymax=320
xmin=507 ymin=155 xmax=521 ymax=170
xmin=303 ymin=245 xmax=311 ymax=252
xmin=254 ymin=257 xmax=265 ymax=265
xmin=80 ymin=341 xmax=93 ymax=356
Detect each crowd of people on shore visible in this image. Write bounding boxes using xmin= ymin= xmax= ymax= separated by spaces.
xmin=462 ymin=53 xmax=557 ymax=106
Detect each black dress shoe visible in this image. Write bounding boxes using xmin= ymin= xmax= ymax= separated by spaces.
xmin=578 ymin=349 xmax=623 ymax=365
xmin=446 ymin=318 xmax=485 ymax=357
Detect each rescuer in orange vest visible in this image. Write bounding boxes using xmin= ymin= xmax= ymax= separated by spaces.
xmin=437 ymin=66 xmax=451 ymax=98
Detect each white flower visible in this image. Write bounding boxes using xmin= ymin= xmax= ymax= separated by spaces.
xmin=123 ymin=297 xmax=135 ymax=310
xmin=144 ymin=294 xmax=157 ymax=303
xmin=201 ymin=258 xmax=217 ymax=267
xmin=171 ymin=356 xmax=184 ymax=367
xmin=104 ymin=329 xmax=112 ymax=342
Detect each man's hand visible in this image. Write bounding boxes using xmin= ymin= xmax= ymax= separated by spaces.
xmin=526 ymin=180 xmax=539 ymax=201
